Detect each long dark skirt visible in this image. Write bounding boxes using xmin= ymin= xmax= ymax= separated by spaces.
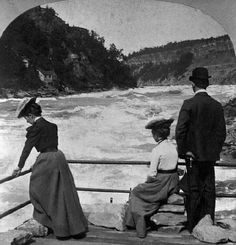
xmin=125 ymin=173 xmax=179 ymax=237
xmin=29 ymin=150 xmax=88 ymax=237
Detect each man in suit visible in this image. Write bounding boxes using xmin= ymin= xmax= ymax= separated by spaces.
xmin=175 ymin=67 xmax=226 ymax=232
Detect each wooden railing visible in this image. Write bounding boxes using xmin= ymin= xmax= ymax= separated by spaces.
xmin=0 ymin=159 xmax=235 ymax=219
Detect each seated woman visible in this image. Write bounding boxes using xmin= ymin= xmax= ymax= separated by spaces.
xmin=125 ymin=117 xmax=179 ymax=238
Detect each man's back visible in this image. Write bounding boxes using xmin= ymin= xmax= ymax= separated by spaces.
xmin=176 ymin=67 xmax=225 ymax=232
xmin=175 ymin=92 xmax=226 ymax=161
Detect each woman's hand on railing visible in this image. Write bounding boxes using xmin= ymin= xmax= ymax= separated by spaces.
xmin=12 ymin=167 xmax=22 ymax=177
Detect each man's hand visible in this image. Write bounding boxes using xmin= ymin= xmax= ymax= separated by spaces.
xmin=177 ymin=168 xmax=185 ymax=176
xmin=185 ymin=151 xmax=195 ymax=160
xmin=12 ymin=167 xmax=22 ymax=177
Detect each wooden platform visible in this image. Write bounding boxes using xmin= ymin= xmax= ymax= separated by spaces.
xmin=33 ymin=225 xmax=206 ymax=245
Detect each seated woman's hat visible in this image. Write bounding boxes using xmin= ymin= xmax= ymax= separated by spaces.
xmin=16 ymin=97 xmax=37 ymax=118
xmin=145 ymin=116 xmax=174 ymax=129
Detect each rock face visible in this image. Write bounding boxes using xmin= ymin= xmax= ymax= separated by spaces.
xmin=222 ymin=98 xmax=236 ymax=159
xmin=224 ymin=98 xmax=236 ymax=121
xmin=151 ymin=213 xmax=187 ymax=226
xmin=127 ymin=35 xmax=234 ymax=67
xmin=82 ymin=203 xmax=128 ymax=231
xmin=148 ymin=194 xmax=186 ymax=232
xmin=158 ymin=204 xmax=185 ymax=213
xmin=15 ymin=218 xmax=48 ymax=237
xmin=217 ymin=218 xmax=236 ymax=230
xmin=192 ymin=215 xmax=229 ymax=244
xmin=216 ymin=218 xmax=236 ymax=242
xmin=0 ymin=229 xmax=33 ymax=245
xmin=229 ymin=231 xmax=236 ymax=242
xmin=167 ymin=194 xmax=184 ymax=205
xmin=157 ymin=225 xmax=185 ymax=233
xmin=83 ymin=197 xmax=186 ymax=233
xmin=127 ymin=35 xmax=236 ymax=87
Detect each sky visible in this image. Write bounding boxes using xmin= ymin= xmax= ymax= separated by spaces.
xmin=44 ymin=0 xmax=226 ymax=55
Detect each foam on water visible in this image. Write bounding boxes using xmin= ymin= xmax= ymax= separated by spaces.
xmin=0 ymin=85 xmax=236 ymax=231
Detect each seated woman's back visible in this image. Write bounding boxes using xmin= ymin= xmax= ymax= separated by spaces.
xmin=152 ymin=139 xmax=178 ymax=170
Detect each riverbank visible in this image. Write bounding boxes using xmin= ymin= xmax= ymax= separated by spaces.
xmin=0 ymin=86 xmax=92 ymax=99
xmin=0 ymin=84 xmax=134 ymax=99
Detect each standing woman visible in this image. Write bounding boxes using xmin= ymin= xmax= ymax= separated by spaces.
xmin=12 ymin=97 xmax=88 ymax=239
xmin=125 ymin=117 xmax=179 ymax=238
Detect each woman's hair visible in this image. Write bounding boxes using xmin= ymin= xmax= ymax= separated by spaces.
xmin=24 ymin=103 xmax=42 ymax=117
xmin=153 ymin=127 xmax=170 ymax=139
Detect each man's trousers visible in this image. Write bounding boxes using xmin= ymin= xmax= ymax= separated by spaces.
xmin=185 ymin=161 xmax=215 ymax=232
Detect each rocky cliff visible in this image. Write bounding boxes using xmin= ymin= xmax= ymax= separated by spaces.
xmin=126 ymin=35 xmax=236 ymax=86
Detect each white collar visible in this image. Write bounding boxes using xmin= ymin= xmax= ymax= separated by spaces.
xmin=35 ymin=116 xmax=42 ymax=122
xmin=195 ymin=89 xmax=207 ymax=95
xmin=156 ymin=139 xmax=166 ymax=145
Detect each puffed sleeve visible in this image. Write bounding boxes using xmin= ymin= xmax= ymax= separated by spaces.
xmin=147 ymin=147 xmax=161 ymax=178
xmin=18 ymin=125 xmax=41 ymax=169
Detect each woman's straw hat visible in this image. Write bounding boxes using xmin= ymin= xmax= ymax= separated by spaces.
xmin=16 ymin=97 xmax=36 ymax=118
xmin=145 ymin=116 xmax=174 ymax=129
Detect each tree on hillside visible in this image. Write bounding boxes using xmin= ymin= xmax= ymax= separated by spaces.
xmin=0 ymin=6 xmax=137 ymax=92
xmin=127 ymin=35 xmax=231 ymax=59
xmin=135 ymin=52 xmax=193 ymax=83
xmin=174 ymin=52 xmax=194 ymax=77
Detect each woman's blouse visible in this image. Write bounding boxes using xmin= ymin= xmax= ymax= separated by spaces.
xmin=18 ymin=117 xmax=58 ymax=169
xmin=148 ymin=139 xmax=178 ymax=177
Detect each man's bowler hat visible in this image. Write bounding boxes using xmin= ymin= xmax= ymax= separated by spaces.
xmin=16 ymin=97 xmax=37 ymax=118
xmin=189 ymin=67 xmax=211 ymax=83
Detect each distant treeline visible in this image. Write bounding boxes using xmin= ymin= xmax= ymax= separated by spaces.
xmin=133 ymin=52 xmax=194 ymax=83
xmin=127 ymin=33 xmax=236 ymax=86
xmin=127 ymin=35 xmax=231 ymax=59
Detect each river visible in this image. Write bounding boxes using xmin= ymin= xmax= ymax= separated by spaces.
xmin=0 ymin=85 xmax=235 ymax=231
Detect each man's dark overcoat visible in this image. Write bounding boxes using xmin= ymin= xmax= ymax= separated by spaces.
xmin=176 ymin=92 xmax=226 ymax=161
xmin=175 ymin=91 xmax=226 ymax=232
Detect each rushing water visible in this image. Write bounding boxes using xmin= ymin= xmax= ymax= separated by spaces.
xmin=0 ymin=85 xmax=236 ymax=231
